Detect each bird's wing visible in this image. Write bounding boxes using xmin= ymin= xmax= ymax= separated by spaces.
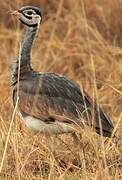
xmin=13 ymin=73 xmax=91 ymax=124
xmin=13 ymin=72 xmax=114 ymax=135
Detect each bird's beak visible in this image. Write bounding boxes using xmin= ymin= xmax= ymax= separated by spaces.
xmin=11 ymin=10 xmax=21 ymax=17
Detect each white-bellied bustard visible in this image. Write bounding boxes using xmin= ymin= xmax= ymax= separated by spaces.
xmin=12 ymin=6 xmax=114 ymax=146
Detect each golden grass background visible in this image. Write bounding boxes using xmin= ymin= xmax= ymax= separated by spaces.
xmin=0 ymin=0 xmax=122 ymax=179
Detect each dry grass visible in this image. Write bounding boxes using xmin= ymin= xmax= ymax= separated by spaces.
xmin=0 ymin=0 xmax=122 ymax=179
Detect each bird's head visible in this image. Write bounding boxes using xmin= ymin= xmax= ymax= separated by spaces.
xmin=12 ymin=6 xmax=42 ymax=27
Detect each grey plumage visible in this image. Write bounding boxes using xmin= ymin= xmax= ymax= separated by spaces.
xmin=12 ymin=6 xmax=114 ymax=137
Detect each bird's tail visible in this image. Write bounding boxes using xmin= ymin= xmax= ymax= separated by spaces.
xmin=94 ymin=107 xmax=114 ymax=137
xmin=82 ymin=94 xmax=114 ymax=138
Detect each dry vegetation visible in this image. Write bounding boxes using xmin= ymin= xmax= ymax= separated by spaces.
xmin=0 ymin=0 xmax=122 ymax=179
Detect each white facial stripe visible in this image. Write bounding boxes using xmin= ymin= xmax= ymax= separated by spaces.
xmin=20 ymin=13 xmax=41 ymax=25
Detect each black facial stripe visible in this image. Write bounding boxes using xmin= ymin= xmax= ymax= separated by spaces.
xmin=22 ymin=12 xmax=32 ymax=19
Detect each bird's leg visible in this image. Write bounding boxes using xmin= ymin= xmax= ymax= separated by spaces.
xmin=47 ymin=136 xmax=55 ymax=157
xmin=47 ymin=135 xmax=59 ymax=165
xmin=72 ymin=132 xmax=86 ymax=170
xmin=46 ymin=135 xmax=56 ymax=177
xmin=47 ymin=135 xmax=63 ymax=175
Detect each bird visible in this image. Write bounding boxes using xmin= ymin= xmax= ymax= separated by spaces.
xmin=12 ymin=6 xmax=114 ymax=139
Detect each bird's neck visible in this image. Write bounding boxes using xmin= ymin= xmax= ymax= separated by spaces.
xmin=12 ymin=26 xmax=38 ymax=84
xmin=21 ymin=26 xmax=38 ymax=66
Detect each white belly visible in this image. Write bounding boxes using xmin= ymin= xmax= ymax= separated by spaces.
xmin=18 ymin=113 xmax=75 ymax=135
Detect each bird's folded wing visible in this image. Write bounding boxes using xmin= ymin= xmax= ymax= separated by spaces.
xmin=18 ymin=89 xmax=86 ymax=126
xmin=13 ymin=73 xmax=114 ymax=132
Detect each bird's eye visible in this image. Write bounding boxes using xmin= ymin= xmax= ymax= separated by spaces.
xmin=27 ymin=11 xmax=33 ymax=15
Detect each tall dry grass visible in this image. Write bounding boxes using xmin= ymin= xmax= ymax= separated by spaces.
xmin=0 ymin=0 xmax=122 ymax=179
